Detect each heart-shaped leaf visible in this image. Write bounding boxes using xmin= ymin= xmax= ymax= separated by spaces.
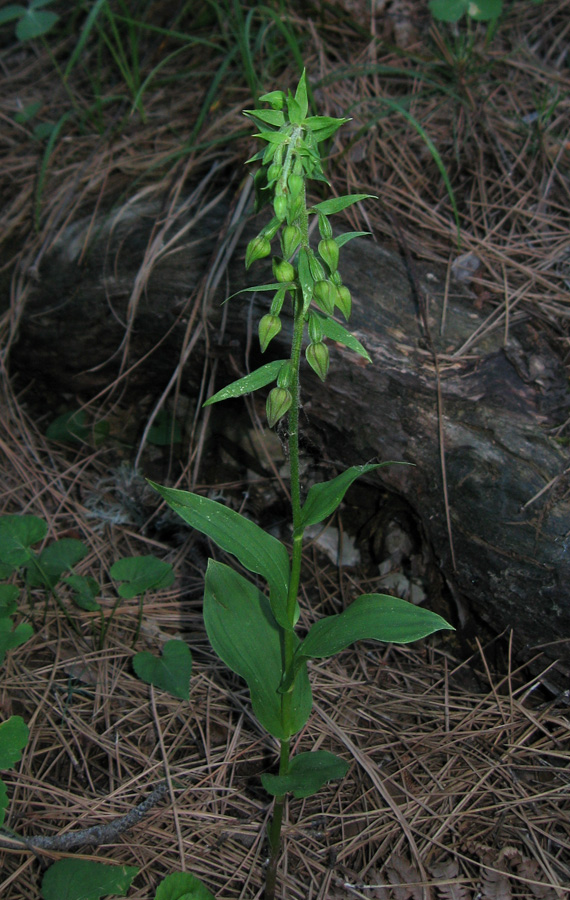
xmin=63 ymin=575 xmax=101 ymax=611
xmin=262 ymin=750 xmax=348 ymax=799
xmin=41 ymin=859 xmax=138 ymax=900
xmin=154 ymin=871 xmax=216 ymax=900
xmin=0 ymin=618 xmax=34 ymax=664
xmin=110 ymin=556 xmax=175 ymax=599
xmin=0 ymin=515 xmax=46 ymax=567
xmin=26 ymin=539 xmax=88 ymax=589
xmin=133 ymin=640 xmax=192 ymax=700
xmin=0 ymin=716 xmax=29 ymax=769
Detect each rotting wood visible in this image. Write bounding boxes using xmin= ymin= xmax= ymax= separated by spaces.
xmin=8 ymin=192 xmax=570 ymax=689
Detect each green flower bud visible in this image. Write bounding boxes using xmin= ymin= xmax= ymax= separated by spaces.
xmin=313 ymin=279 xmax=335 ymax=314
xmin=273 ymin=257 xmax=296 ymax=283
xmin=281 ymin=224 xmax=301 ymax=259
xmin=245 ymin=235 xmax=271 ymax=269
xmin=258 ymin=314 xmax=282 ymax=352
xmin=267 ymin=163 xmax=281 ymax=184
xmin=318 ymin=238 xmax=340 ymax=273
xmin=306 ymin=341 xmax=330 ymax=382
xmin=277 ymin=360 xmax=293 ymax=389
xmin=288 ymin=172 xmax=304 ymax=200
xmin=307 ymin=252 xmax=326 ymax=283
xmin=274 ymin=194 xmax=287 ymax=221
xmin=308 ymin=312 xmax=323 ymax=343
xmin=266 ymin=387 xmax=292 ymax=427
xmin=336 ymin=284 xmax=352 ymax=319
xmin=318 ymin=213 xmax=333 ymax=240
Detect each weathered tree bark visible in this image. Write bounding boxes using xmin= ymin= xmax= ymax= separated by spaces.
xmin=10 ymin=191 xmax=570 ymax=688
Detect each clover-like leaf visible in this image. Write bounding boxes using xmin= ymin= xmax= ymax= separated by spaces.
xmin=26 ymin=538 xmax=88 ymax=589
xmin=154 ymin=871 xmax=216 ymax=900
xmin=0 ymin=515 xmax=46 ymax=567
xmin=41 ymin=859 xmax=138 ymax=900
xmin=133 ymin=640 xmax=192 ymax=700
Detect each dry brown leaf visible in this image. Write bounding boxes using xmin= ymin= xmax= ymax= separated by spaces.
xmin=480 ymin=866 xmax=512 ymax=900
xmin=516 ymin=859 xmax=559 ymax=900
xmin=429 ymin=858 xmax=472 ymax=900
xmin=386 ymin=854 xmax=424 ymax=900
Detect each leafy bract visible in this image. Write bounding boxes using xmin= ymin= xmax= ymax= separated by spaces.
xmin=133 ymin=640 xmax=192 ymax=700
xmin=203 ymin=360 xmax=287 ymax=406
xmin=0 ymin=515 xmax=46 ymax=567
xmin=204 ymin=561 xmax=312 ymax=739
xmin=155 ymin=871 xmax=215 ymax=900
xmin=299 ymin=464 xmax=392 ymax=532
xmin=26 ymin=538 xmax=88 ymax=589
xmin=41 ymin=859 xmax=138 ymax=900
xmin=0 ymin=716 xmax=29 ymax=769
xmin=110 ymin=556 xmax=175 ymax=599
xmin=335 ymin=231 xmax=371 ymax=248
xmin=311 ymin=194 xmax=376 ymax=216
xmin=149 ymin=483 xmax=294 ymax=630
xmin=303 ymin=116 xmax=349 ymax=141
xmin=316 ymin=313 xmax=371 ymax=362
xmin=261 ymin=750 xmax=349 ymax=799
xmin=299 ymin=593 xmax=454 ymax=661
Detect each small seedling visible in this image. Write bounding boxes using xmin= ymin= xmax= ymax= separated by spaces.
xmin=150 ymin=70 xmax=454 ymax=899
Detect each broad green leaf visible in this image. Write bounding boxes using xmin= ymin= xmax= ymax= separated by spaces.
xmin=203 ymin=360 xmax=287 ymax=406
xmin=41 ymin=859 xmax=138 ymax=900
xmin=149 ymin=484 xmax=294 ymax=630
xmin=299 ymin=593 xmax=454 ymax=661
xmin=110 ymin=556 xmax=175 ymax=599
xmin=46 ymin=410 xmax=88 ymax=444
xmin=204 ymin=561 xmax=312 ymax=739
xmin=261 ymin=750 xmax=349 ymax=799
xmin=16 ymin=8 xmax=59 ymax=42
xmin=155 ymin=871 xmax=216 ymax=900
xmin=0 ymin=563 xmax=15 ymax=578
xmin=335 ymin=231 xmax=371 ymax=248
xmin=0 ymin=584 xmax=19 ymax=615
xmin=0 ymin=618 xmax=33 ymax=664
xmin=147 ymin=410 xmax=182 ymax=446
xmin=299 ymin=464 xmax=390 ymax=532
xmin=294 ymin=69 xmax=308 ymax=120
xmin=0 ymin=716 xmax=29 ymax=769
xmin=63 ymin=575 xmax=101 ymax=611
xmin=0 ymin=515 xmax=46 ymax=567
xmin=26 ymin=538 xmax=88 ymax=589
xmin=316 ymin=313 xmax=371 ymax=362
xmin=133 ymin=640 xmax=192 ymax=700
xmin=311 ymin=194 xmax=376 ymax=216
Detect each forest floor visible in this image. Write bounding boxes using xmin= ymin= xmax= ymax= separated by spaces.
xmin=0 ymin=2 xmax=569 ymax=898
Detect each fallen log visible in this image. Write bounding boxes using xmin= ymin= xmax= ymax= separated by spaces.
xmin=10 ymin=190 xmax=570 ymax=689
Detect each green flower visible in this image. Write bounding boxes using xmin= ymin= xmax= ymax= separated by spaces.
xmin=266 ymin=387 xmax=292 ymax=427
xmin=245 ymin=235 xmax=271 ymax=269
xmin=258 ymin=314 xmax=282 ymax=352
xmin=273 ymin=257 xmax=296 ymax=283
xmin=306 ymin=341 xmax=330 ymax=382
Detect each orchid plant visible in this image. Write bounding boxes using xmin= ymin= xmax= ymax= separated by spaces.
xmin=151 ymin=70 xmax=453 ymax=900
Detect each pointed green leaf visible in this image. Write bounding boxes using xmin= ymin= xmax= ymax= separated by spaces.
xmin=204 ymin=561 xmax=312 ymax=739
xmin=133 ymin=640 xmax=192 ymax=700
xmin=299 ymin=594 xmax=454 ymax=660
xmin=225 ymin=282 xmax=290 ymax=303
xmin=26 ymin=539 xmax=88 ymax=589
xmin=0 ymin=515 xmax=46 ymax=567
xmin=0 ymin=716 xmax=29 ymax=769
xmin=0 ymin=618 xmax=34 ymax=664
xmin=294 ymin=70 xmax=309 ymax=120
xmin=155 ymin=871 xmax=216 ymax=900
xmin=299 ymin=464 xmax=400 ymax=532
xmin=335 ymin=231 xmax=371 ymax=248
xmin=149 ymin=484 xmax=293 ymax=630
xmin=303 ymin=115 xmax=350 ymax=141
xmin=243 ymin=108 xmax=284 ymax=127
xmin=311 ymin=194 xmax=376 ymax=216
xmin=203 ymin=360 xmax=287 ymax=406
xmin=316 ymin=313 xmax=371 ymax=362
xmin=261 ymin=750 xmax=348 ymax=799
xmin=252 ymin=130 xmax=289 ymax=145
xmin=41 ymin=859 xmax=138 ymax=900
xmin=297 ymin=247 xmax=314 ymax=315
xmin=110 ymin=556 xmax=174 ymax=599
